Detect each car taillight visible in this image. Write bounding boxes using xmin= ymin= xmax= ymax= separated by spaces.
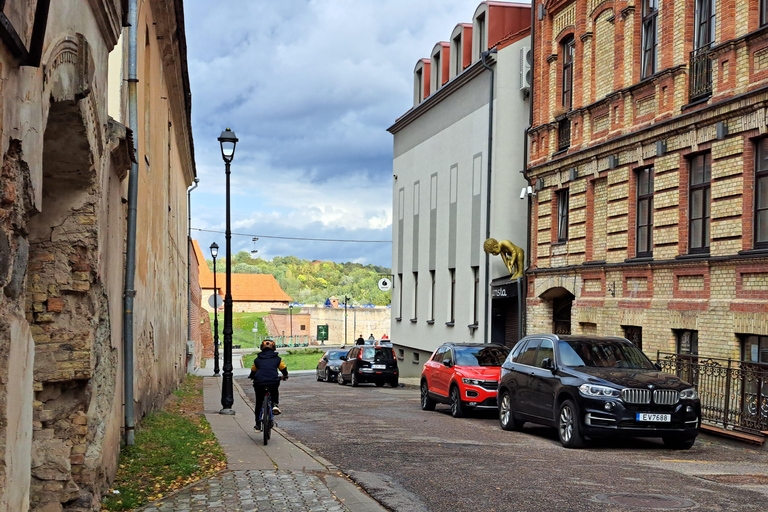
xmin=358 ymin=351 xmax=363 ymax=360
xmin=392 ymin=349 xmax=396 ymax=360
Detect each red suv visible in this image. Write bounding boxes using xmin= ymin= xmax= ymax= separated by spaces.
xmin=420 ymin=343 xmax=510 ymax=417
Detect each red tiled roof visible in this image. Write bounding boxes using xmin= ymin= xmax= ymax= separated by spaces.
xmin=191 ymin=240 xmax=292 ymax=303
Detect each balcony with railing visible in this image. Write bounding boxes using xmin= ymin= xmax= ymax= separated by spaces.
xmin=689 ymin=46 xmax=713 ymax=101
xmin=557 ymin=118 xmax=571 ymax=152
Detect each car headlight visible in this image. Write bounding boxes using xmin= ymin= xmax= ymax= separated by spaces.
xmin=680 ymin=387 xmax=698 ymax=400
xmin=462 ymin=378 xmax=483 ymax=386
xmin=579 ymin=384 xmax=621 ymax=398
xmin=330 ymin=366 xmax=339 ymax=371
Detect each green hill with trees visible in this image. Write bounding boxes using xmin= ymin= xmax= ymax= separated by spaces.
xmin=206 ymin=252 xmax=391 ymax=306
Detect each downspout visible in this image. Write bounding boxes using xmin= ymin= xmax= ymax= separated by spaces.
xmin=122 ymin=0 xmax=139 ymax=446
xmin=187 ymin=177 xmax=199 ymax=371
xmin=480 ymin=48 xmax=497 ymax=345
xmin=520 ymin=3 xmax=537 ymax=341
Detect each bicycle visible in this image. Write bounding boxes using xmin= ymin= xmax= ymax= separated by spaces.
xmin=258 ymin=389 xmax=275 ymax=445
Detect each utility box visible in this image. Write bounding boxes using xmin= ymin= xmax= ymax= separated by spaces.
xmin=186 ymin=340 xmax=194 ymax=356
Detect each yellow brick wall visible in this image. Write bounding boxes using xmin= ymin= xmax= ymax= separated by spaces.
xmin=594 ymin=9 xmax=615 ymax=101
xmin=593 ymin=178 xmax=608 ymax=261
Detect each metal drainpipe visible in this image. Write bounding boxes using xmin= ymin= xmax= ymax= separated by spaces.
xmin=480 ymin=48 xmax=496 ymax=345
xmin=187 ymin=178 xmax=199 ymax=350
xmin=521 ymin=3 xmax=537 ymax=341
xmin=122 ymin=0 xmax=139 ymax=446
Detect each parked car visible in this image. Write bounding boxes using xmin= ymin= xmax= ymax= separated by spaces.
xmin=316 ymin=349 xmax=348 ymax=382
xmin=338 ymin=345 xmax=398 ymax=387
xmin=497 ymin=335 xmax=701 ymax=449
xmin=420 ymin=343 xmax=510 ymax=418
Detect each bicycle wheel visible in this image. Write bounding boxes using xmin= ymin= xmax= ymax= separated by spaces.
xmin=262 ymin=393 xmax=272 ymax=445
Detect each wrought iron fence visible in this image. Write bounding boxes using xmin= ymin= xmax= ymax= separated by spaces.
xmin=689 ymin=46 xmax=713 ymax=101
xmin=557 ymin=118 xmax=571 ymax=152
xmin=656 ymin=352 xmax=768 ymax=434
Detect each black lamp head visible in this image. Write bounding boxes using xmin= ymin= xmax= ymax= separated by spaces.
xmin=218 ymin=128 xmax=238 ymax=163
xmin=210 ymin=242 xmax=219 ymax=259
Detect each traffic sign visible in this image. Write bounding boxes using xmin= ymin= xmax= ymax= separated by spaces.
xmin=378 ymin=278 xmax=392 ymax=291
xmin=317 ymin=324 xmax=329 ymax=341
xmin=208 ymin=293 xmax=223 ymax=309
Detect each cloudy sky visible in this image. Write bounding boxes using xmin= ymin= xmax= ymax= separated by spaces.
xmin=185 ymin=0 xmax=477 ymax=267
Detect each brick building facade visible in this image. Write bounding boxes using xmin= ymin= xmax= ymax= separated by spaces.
xmin=525 ymin=0 xmax=768 ymax=364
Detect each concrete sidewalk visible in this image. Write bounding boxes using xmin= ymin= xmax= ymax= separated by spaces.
xmin=136 ymin=377 xmax=386 ymax=512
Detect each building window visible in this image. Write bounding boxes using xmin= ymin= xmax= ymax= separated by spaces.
xmin=694 ymin=0 xmax=715 ymax=50
xmin=557 ymin=189 xmax=570 ymax=242
xmin=756 ymin=139 xmax=768 ymax=248
xmin=476 ymin=12 xmax=486 ymax=59
xmin=641 ymin=0 xmax=658 ymax=79
xmin=636 ymin=167 xmax=654 ymax=256
xmin=429 ymin=270 xmax=436 ymax=322
xmin=675 ymin=329 xmax=699 ymax=386
xmin=689 ymin=0 xmax=715 ymax=100
xmin=453 ymin=34 xmax=462 ymax=76
xmin=412 ymin=272 xmax=418 ymax=321
xmin=623 ymin=326 xmax=643 ymax=351
xmin=397 ymin=273 xmax=403 ymax=319
xmin=557 ymin=118 xmax=571 ymax=152
xmin=561 ymin=36 xmax=575 ymax=111
xmin=472 ymin=269 xmax=479 ymax=326
xmin=414 ymin=68 xmax=423 ymax=104
xmin=743 ymin=335 xmax=768 ymax=364
xmin=689 ymin=153 xmax=711 ymax=253
xmin=300 ymin=325 xmax=306 ymax=331
xmin=448 ymin=268 xmax=455 ymax=325
xmin=433 ymin=51 xmax=441 ymax=91
xmin=762 ymin=0 xmax=768 ymax=27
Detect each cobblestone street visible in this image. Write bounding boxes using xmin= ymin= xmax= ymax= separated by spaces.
xmin=137 ymin=470 xmax=346 ymax=512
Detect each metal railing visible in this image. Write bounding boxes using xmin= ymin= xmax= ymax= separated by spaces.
xmin=657 ymin=352 xmax=768 ymax=434
xmin=689 ymin=46 xmax=713 ymax=101
xmin=255 ymin=335 xmax=311 ymax=348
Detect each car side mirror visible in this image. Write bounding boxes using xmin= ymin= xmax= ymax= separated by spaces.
xmin=542 ymin=358 xmax=555 ymax=371
xmin=654 ymin=362 xmax=661 ymax=371
xmin=340 ymin=355 xmax=347 ymax=361
xmin=442 ymin=359 xmax=453 ymax=368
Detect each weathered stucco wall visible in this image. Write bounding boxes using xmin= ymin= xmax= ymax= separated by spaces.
xmin=303 ymin=306 xmax=391 ymax=346
xmin=0 ymin=1 xmax=194 ymax=511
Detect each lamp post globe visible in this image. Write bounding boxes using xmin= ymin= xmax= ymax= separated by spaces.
xmin=209 ymin=243 xmax=220 ymax=377
xmin=218 ymin=129 xmax=238 ymax=415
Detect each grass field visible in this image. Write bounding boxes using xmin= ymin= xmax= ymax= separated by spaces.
xmin=243 ymin=347 xmax=326 ymax=372
xmin=209 ymin=311 xmax=271 ymax=349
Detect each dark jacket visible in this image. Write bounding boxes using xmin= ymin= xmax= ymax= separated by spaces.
xmin=250 ymin=349 xmax=288 ymax=385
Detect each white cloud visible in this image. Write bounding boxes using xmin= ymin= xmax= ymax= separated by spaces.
xmin=185 ymin=0 xmax=480 ymax=266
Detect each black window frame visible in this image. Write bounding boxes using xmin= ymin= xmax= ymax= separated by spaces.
xmin=742 ymin=334 xmax=768 ymax=364
xmin=557 ymin=189 xmax=570 ymax=242
xmin=762 ymin=0 xmax=768 ymax=28
xmin=688 ymin=153 xmax=711 ymax=253
xmin=636 ymin=166 xmax=654 ymax=257
xmin=694 ymin=0 xmax=715 ymax=50
xmin=561 ymin=36 xmax=575 ymax=111
xmin=755 ymin=138 xmax=768 ymax=248
xmin=641 ymin=0 xmax=659 ymax=79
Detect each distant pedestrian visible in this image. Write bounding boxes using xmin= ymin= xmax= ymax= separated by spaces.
xmin=356 ymin=335 xmax=365 ymax=345
xmin=368 ymin=334 xmax=375 ymax=341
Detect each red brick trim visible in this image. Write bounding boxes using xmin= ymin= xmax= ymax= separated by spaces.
xmin=672 ymin=266 xmax=710 ymax=299
xmin=668 ymin=301 xmax=708 ymax=311
xmin=735 ymin=263 xmax=768 ymax=300
xmin=730 ymin=302 xmax=768 ymax=312
xmin=618 ymin=300 xmax=651 ymax=309
xmin=623 ymin=269 xmax=653 ymax=298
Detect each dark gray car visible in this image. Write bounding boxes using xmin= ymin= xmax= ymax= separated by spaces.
xmin=316 ymin=349 xmax=348 ymax=382
xmin=498 ymin=335 xmax=701 ymax=449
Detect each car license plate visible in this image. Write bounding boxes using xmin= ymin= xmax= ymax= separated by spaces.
xmin=637 ymin=413 xmax=670 ymax=422
xmin=372 ymin=364 xmax=386 ymax=369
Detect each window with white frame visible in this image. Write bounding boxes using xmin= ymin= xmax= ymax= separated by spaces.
xmin=641 ymin=0 xmax=658 ymax=79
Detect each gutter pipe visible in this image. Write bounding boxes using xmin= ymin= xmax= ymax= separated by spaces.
xmin=480 ymin=48 xmax=497 ymax=345
xmin=122 ymin=0 xmax=139 ymax=446
xmin=187 ymin=178 xmax=199 ymax=347
xmin=521 ymin=2 xmax=537 ymax=340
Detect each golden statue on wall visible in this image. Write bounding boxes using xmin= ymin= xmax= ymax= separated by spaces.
xmin=483 ymin=238 xmax=525 ymax=280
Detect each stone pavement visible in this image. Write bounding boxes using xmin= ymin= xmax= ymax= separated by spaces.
xmin=136 ymin=375 xmax=387 ymax=512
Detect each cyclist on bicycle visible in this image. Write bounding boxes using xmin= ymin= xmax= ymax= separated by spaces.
xmin=249 ymin=339 xmax=288 ymax=432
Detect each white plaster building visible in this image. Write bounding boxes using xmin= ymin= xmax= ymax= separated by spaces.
xmin=388 ymin=2 xmax=532 ymax=377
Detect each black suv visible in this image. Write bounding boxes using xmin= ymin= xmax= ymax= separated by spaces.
xmin=338 ymin=345 xmax=399 ymax=387
xmin=498 ymin=335 xmax=701 ymax=449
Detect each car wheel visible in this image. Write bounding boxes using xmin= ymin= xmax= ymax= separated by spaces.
xmin=351 ymin=372 xmax=359 ymax=387
xmin=557 ymin=399 xmax=585 ymax=448
xmin=375 ymin=382 xmax=384 ymax=387
xmin=420 ymin=380 xmax=436 ymax=411
xmin=324 ymin=370 xmax=332 ymax=382
xmin=662 ymin=435 xmax=696 ymax=450
xmin=450 ymin=386 xmax=465 ymax=418
xmin=316 ymin=370 xmax=323 ymax=382
xmin=390 ymin=378 xmax=399 ymax=388
xmin=498 ymin=391 xmax=522 ymax=431
xmin=337 ymin=372 xmax=346 ymax=385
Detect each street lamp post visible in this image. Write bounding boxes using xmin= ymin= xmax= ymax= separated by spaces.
xmin=218 ymin=128 xmax=238 ymax=415
xmin=289 ymin=304 xmax=293 ymax=345
xmin=210 ymin=242 xmax=220 ymax=377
